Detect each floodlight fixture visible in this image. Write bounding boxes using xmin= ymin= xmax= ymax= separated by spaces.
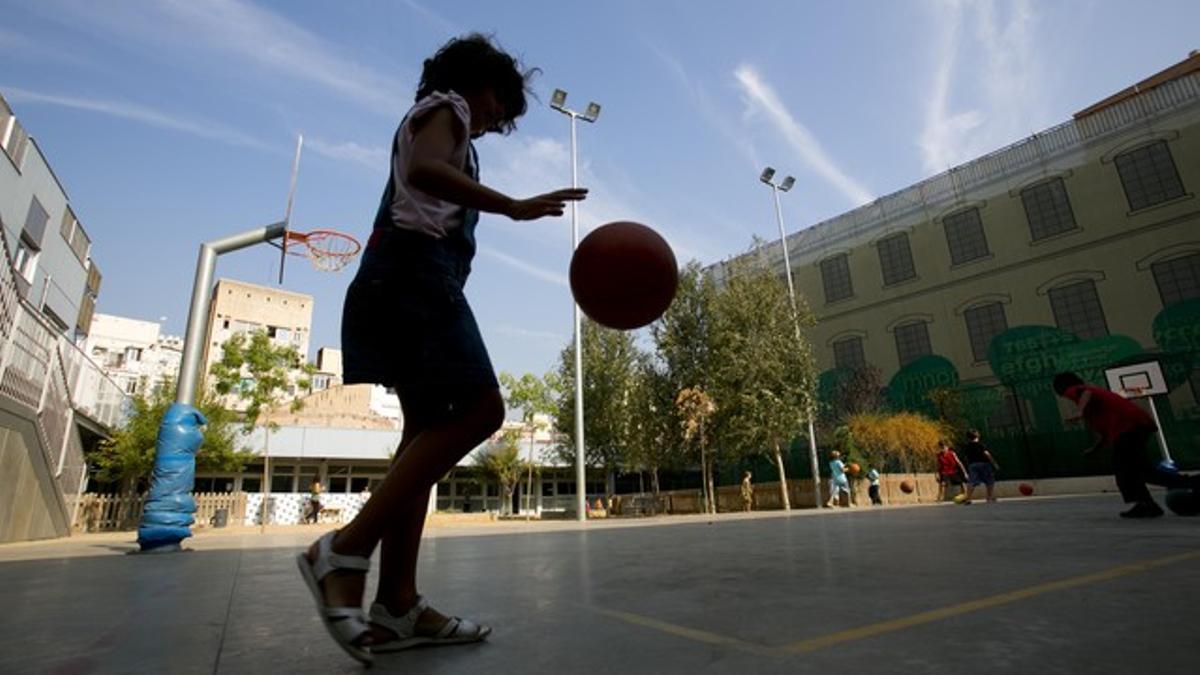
xmin=780 ymin=176 xmax=795 ymax=192
xmin=760 ymin=167 xmax=776 ymax=184
xmin=551 ymin=89 xmax=567 ymax=110
xmin=583 ymin=102 xmax=601 ymax=122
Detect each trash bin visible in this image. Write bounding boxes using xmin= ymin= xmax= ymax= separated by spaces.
xmin=211 ymin=508 xmax=229 ymax=528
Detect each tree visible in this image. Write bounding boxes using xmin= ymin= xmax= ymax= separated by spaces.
xmin=846 ymin=412 xmax=946 ymax=474
xmin=553 ymin=319 xmax=641 ymax=495
xmin=209 ymin=330 xmax=309 ymax=526
xmin=474 ymin=431 xmax=526 ymax=515
xmin=676 ymin=386 xmax=717 ymax=514
xmin=626 ymin=356 xmax=679 ymax=496
xmin=710 ymin=257 xmax=818 ymax=511
xmin=499 ymin=370 xmax=559 ymax=516
xmin=90 ymin=377 xmax=250 ymax=493
xmin=651 ymin=261 xmax=719 ymax=504
xmin=822 ymin=366 xmax=885 ymax=430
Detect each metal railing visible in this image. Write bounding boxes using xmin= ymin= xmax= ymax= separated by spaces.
xmin=738 ymin=72 xmax=1200 ymax=269
xmin=0 ymin=225 xmax=132 ymax=517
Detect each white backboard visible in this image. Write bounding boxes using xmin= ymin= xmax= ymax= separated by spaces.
xmin=1104 ymin=361 xmax=1168 ymax=398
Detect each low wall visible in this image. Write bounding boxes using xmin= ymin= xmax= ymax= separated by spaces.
xmin=627 ymin=473 xmax=1118 ymax=515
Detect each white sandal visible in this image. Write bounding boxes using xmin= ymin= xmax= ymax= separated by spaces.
xmin=296 ymin=531 xmax=373 ymax=665
xmin=369 ymin=596 xmax=491 ymax=653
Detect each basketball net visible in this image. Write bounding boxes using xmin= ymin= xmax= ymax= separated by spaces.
xmin=286 ymin=230 xmax=361 ymax=273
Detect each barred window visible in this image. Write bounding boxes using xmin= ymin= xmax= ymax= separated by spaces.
xmin=964 ymin=302 xmax=1007 ymax=363
xmin=1151 ymin=254 xmax=1200 ymax=306
xmin=832 ymin=336 xmax=866 ymax=371
xmin=877 ymin=233 xmax=916 ymax=285
xmin=1115 ymin=141 xmax=1185 ymax=211
xmin=1048 ymin=280 xmax=1108 ymax=340
xmin=943 ymin=208 xmax=989 ymax=264
xmin=893 ymin=321 xmax=932 ymax=367
xmin=1020 ymin=178 xmax=1077 ymax=241
xmin=820 ymin=254 xmax=853 ymax=303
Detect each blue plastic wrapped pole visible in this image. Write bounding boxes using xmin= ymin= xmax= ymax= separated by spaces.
xmin=137 ymin=403 xmax=206 ymax=551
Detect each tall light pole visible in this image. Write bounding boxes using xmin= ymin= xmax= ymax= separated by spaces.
xmin=760 ymin=167 xmax=823 ymax=509
xmin=551 ymin=89 xmax=601 ymax=521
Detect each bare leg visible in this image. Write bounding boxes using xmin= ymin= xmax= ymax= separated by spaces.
xmin=307 ymin=388 xmax=504 ymax=623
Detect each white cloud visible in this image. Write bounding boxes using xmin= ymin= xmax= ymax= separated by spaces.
xmin=478 ymin=246 xmax=569 ymax=287
xmin=734 ymin=65 xmax=874 ymax=207
xmin=479 ymin=134 xmax=719 ymax=263
xmin=305 ymin=137 xmax=389 ymax=172
xmin=0 ymin=86 xmax=270 ymax=150
xmin=32 ymin=0 xmax=409 ymax=116
xmin=918 ymin=0 xmax=1042 ymax=173
xmin=400 ymin=0 xmax=462 ymax=35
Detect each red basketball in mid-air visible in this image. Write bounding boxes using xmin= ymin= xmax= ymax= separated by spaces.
xmin=1019 ymin=483 xmax=1034 ymax=496
xmin=899 ymin=481 xmax=914 ymax=494
xmin=570 ymin=221 xmax=678 ymax=330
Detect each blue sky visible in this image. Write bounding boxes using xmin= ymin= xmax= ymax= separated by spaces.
xmin=2 ymin=0 xmax=1198 ymax=387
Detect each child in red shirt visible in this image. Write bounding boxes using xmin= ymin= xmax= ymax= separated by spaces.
xmin=1053 ymin=372 xmax=1163 ymax=518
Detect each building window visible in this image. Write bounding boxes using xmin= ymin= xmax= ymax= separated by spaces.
xmin=124 ymin=346 xmax=143 ymax=363
xmin=943 ymin=208 xmax=989 ymax=265
xmin=1151 ymin=254 xmax=1200 ymax=306
xmin=877 ymin=233 xmax=916 ymax=285
xmin=1 ymin=108 xmax=31 ymax=169
xmin=12 ymin=232 xmax=40 ymax=283
xmin=1115 ymin=140 xmax=1186 ymax=211
xmin=820 ymin=254 xmax=853 ymax=303
xmin=1048 ymin=280 xmax=1108 ymax=340
xmin=23 ymin=196 xmax=49 ymax=246
xmin=964 ymin=302 xmax=1007 ymax=362
xmin=893 ymin=321 xmax=932 ymax=367
xmin=832 ymin=336 xmax=866 ymax=371
xmin=1021 ymin=178 xmax=1077 ymax=240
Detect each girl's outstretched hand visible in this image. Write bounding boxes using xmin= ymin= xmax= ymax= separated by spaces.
xmin=506 ymin=188 xmax=588 ymax=221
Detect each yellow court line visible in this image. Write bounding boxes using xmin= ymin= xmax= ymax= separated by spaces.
xmin=588 ymin=550 xmax=1199 ymax=659
xmin=588 ymin=606 xmax=778 ymax=657
xmin=782 ymin=549 xmax=1200 ymax=654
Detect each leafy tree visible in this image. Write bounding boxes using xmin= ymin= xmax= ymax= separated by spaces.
xmin=652 ymin=261 xmax=719 ymax=397
xmin=499 ymin=370 xmax=559 ymax=515
xmin=553 ymin=319 xmax=641 ymax=495
xmin=90 ymin=377 xmax=250 ymax=493
xmin=474 ymin=430 xmax=526 ymax=515
xmin=209 ymin=330 xmax=309 ymax=524
xmin=626 ymin=356 xmax=678 ymax=495
xmin=710 ymin=258 xmax=818 ymax=510
xmin=676 ymin=386 xmax=717 ymax=514
xmin=846 ymin=412 xmax=946 ymax=474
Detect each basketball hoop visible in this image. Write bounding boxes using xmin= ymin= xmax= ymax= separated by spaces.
xmin=284 ymin=229 xmax=361 ymax=273
xmin=1122 ymin=386 xmax=1146 ymax=399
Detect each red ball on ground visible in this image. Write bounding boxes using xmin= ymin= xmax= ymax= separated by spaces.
xmin=899 ymin=480 xmax=914 ymax=494
xmin=569 ymin=221 xmax=678 ymax=330
xmin=1019 ymin=483 xmax=1034 ymax=496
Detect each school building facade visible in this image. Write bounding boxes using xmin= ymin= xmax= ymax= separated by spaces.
xmin=716 ymin=53 xmax=1200 ymax=475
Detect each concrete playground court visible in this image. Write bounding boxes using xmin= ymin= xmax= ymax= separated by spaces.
xmin=1 ymin=494 xmax=1197 ymax=674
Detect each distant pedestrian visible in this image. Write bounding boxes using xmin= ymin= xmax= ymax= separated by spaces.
xmin=826 ymin=451 xmax=851 ymax=508
xmin=306 ymin=480 xmax=324 ymax=524
xmin=960 ymin=430 xmax=1000 ymax=504
xmin=740 ymin=471 xmax=754 ymax=512
xmin=866 ymin=467 xmax=883 ymax=505
xmin=936 ymin=441 xmax=968 ymax=502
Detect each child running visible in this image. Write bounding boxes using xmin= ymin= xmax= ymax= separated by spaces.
xmin=297 ymin=34 xmax=586 ymax=664
xmin=1052 ymin=372 xmax=1194 ymax=519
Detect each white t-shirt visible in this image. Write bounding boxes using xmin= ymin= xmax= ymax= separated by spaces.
xmin=385 ymin=91 xmax=476 ymax=238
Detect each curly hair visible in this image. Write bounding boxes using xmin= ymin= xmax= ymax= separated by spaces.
xmin=416 ymin=33 xmax=538 ymax=134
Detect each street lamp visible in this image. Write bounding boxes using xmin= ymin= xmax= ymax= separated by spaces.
xmin=551 ymin=88 xmax=601 ymax=521
xmin=760 ymin=167 xmax=822 ymax=509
